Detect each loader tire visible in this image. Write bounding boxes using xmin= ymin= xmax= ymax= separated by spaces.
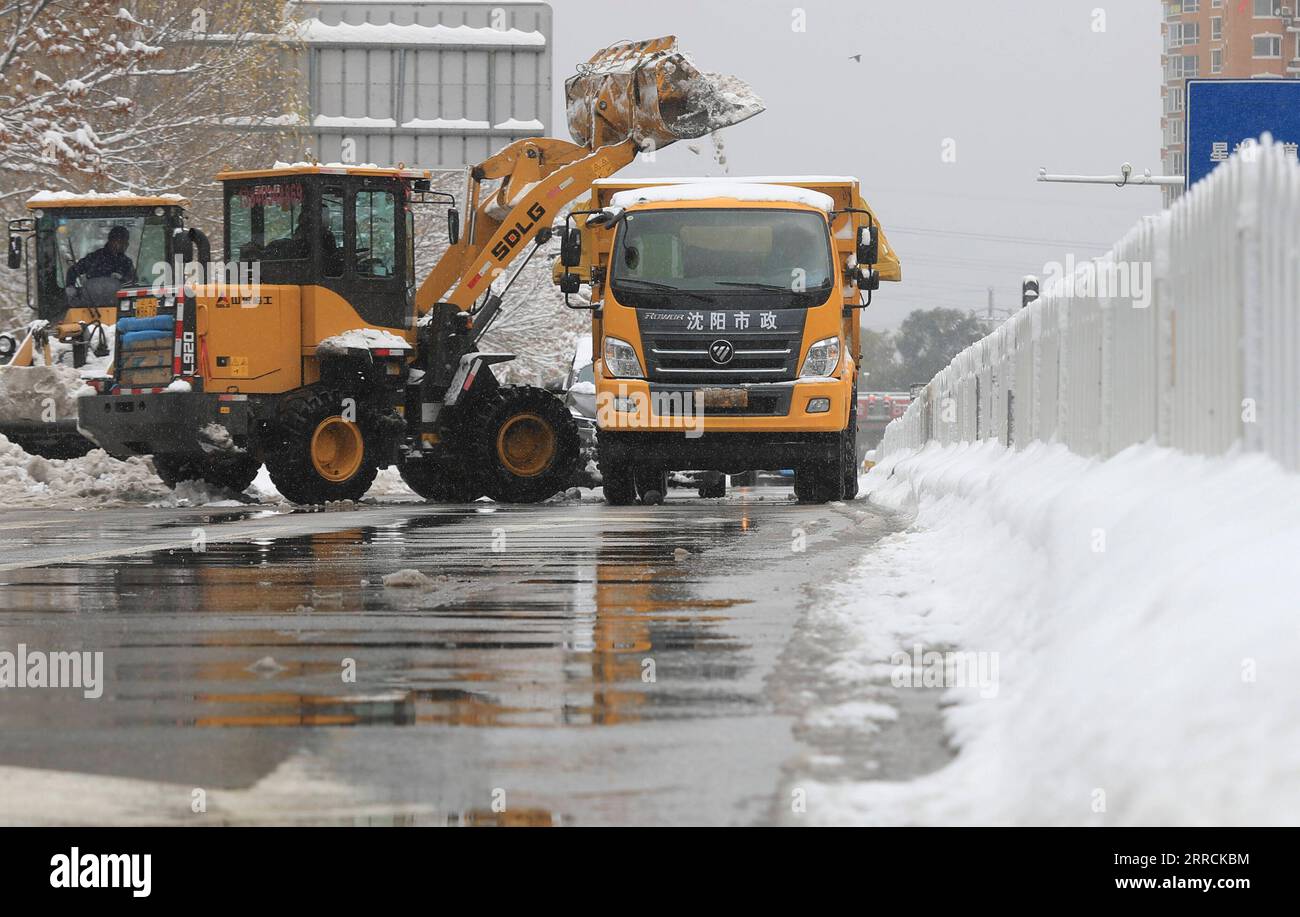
xmin=398 ymin=460 xmax=484 ymax=504
xmin=472 ymin=385 xmax=580 ymax=504
xmin=265 ymin=388 xmax=378 ymax=504
xmin=153 ymin=452 xmax=260 ymax=493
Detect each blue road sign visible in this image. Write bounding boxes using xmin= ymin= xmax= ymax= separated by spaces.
xmin=1185 ymin=79 xmax=1300 ymax=189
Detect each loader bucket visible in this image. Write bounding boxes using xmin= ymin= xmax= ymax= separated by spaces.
xmin=565 ymin=36 xmax=764 ymax=151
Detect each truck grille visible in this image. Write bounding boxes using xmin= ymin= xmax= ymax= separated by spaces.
xmin=641 ymin=333 xmax=801 ymax=382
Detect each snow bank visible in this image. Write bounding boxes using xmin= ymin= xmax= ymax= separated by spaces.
xmin=610 ymin=182 xmax=834 ymax=212
xmin=800 ymin=440 xmax=1300 ymax=825
xmin=0 ymin=432 xmax=168 ymax=506
xmin=315 ymin=328 xmax=411 ymax=356
xmin=0 ymin=364 xmax=88 ymax=423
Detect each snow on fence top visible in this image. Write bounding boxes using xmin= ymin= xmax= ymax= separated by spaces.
xmin=297 ymin=19 xmax=546 ymax=47
xmin=609 ymin=183 xmax=835 ymax=212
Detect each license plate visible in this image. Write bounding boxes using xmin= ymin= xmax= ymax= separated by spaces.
xmin=133 ymin=297 xmax=158 ymax=317
xmin=702 ymin=387 xmax=748 ymax=409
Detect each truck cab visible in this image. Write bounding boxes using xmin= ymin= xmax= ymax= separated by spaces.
xmin=557 ymin=177 xmax=900 ymax=504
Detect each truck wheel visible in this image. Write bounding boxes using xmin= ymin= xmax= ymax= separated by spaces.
xmin=473 ymin=385 xmax=580 ymax=504
xmin=635 ymin=468 xmax=669 ymax=505
xmin=153 ymin=453 xmax=260 ymax=493
xmin=793 ymin=445 xmax=844 ymax=504
xmin=265 ymin=389 xmax=378 ymax=504
xmin=597 ymin=449 xmax=637 ymax=505
xmin=843 ymin=400 xmax=860 ymax=500
xmin=698 ymin=471 xmax=726 ymax=498
xmin=398 ymin=460 xmax=484 ymax=503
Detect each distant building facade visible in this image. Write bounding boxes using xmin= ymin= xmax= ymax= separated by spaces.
xmin=294 ymin=1 xmax=553 ymax=169
xmin=1161 ymin=0 xmax=1300 ymax=203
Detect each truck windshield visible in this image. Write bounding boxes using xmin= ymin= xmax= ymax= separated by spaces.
xmin=610 ymin=208 xmax=835 ymax=307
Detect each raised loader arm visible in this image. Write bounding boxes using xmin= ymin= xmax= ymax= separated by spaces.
xmin=413 ymin=137 xmax=639 ymax=316
xmin=414 ymin=35 xmax=764 ymax=320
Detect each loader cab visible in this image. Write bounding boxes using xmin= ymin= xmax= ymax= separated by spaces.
xmin=219 ymin=166 xmax=427 ymax=330
xmin=12 ymin=195 xmax=190 ymax=322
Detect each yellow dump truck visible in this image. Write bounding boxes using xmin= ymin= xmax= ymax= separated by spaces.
xmin=554 ymin=177 xmax=900 ymax=504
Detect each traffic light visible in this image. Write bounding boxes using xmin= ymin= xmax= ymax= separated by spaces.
xmin=1022 ymin=275 xmax=1040 ymax=310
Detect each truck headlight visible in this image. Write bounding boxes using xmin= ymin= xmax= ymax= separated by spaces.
xmin=603 ymin=336 xmax=644 ymax=379
xmin=799 ymin=336 xmax=841 ymax=377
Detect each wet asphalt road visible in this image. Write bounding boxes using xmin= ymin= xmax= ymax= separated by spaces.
xmin=0 ymin=486 xmax=949 ymax=826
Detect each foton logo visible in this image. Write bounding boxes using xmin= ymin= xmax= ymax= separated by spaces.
xmin=709 ymin=340 xmax=734 ymax=365
xmin=491 ymin=202 xmax=546 ymax=261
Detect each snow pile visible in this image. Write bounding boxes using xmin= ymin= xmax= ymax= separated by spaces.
xmin=0 ymin=432 xmax=167 ymax=506
xmin=0 ymin=364 xmax=88 ymax=423
xmin=799 ymin=440 xmax=1300 ymax=825
xmin=610 ymin=182 xmax=833 ymax=212
xmin=381 ymin=569 xmax=434 ymax=589
xmin=315 ymin=328 xmax=412 ymax=357
xmin=678 ymin=70 xmax=766 ymax=135
xmin=246 ymin=463 xmax=414 ymax=503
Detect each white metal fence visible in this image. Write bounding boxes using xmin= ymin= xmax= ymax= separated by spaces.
xmin=881 ymin=137 xmax=1300 ymax=472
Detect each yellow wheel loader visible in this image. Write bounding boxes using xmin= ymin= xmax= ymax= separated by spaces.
xmin=74 ymin=37 xmax=763 ymax=504
xmin=2 ymin=192 xmax=209 ymax=457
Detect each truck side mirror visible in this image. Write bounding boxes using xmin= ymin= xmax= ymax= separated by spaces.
xmin=447 ymin=208 xmax=460 ymax=246
xmin=559 ymin=272 xmax=582 ymax=294
xmin=7 ymin=235 xmax=21 ymax=270
xmin=857 ymin=223 xmax=879 ymax=266
xmin=560 ymin=226 xmax=583 ymax=268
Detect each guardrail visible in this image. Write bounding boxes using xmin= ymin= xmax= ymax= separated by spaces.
xmin=881 ymin=136 xmax=1300 ymax=472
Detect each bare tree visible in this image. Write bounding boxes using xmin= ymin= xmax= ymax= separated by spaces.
xmin=0 ymin=0 xmax=306 ymax=326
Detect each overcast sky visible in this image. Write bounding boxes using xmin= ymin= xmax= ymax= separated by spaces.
xmin=546 ymin=0 xmax=1164 ymax=330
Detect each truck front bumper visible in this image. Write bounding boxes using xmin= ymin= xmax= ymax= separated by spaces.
xmin=594 ymin=377 xmax=851 ymax=435
xmin=77 ymin=392 xmax=257 ymax=459
xmin=597 ymin=429 xmax=839 ymax=473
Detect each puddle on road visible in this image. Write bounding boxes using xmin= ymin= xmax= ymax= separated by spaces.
xmin=0 ymin=508 xmax=768 ymax=738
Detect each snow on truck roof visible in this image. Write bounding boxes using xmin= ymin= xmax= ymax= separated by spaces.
xmin=26 ymin=190 xmax=188 ymax=209
xmin=594 ymin=176 xmax=859 ymax=186
xmin=216 ymin=163 xmax=433 ymax=181
xmin=608 ymin=182 xmax=836 ymax=212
